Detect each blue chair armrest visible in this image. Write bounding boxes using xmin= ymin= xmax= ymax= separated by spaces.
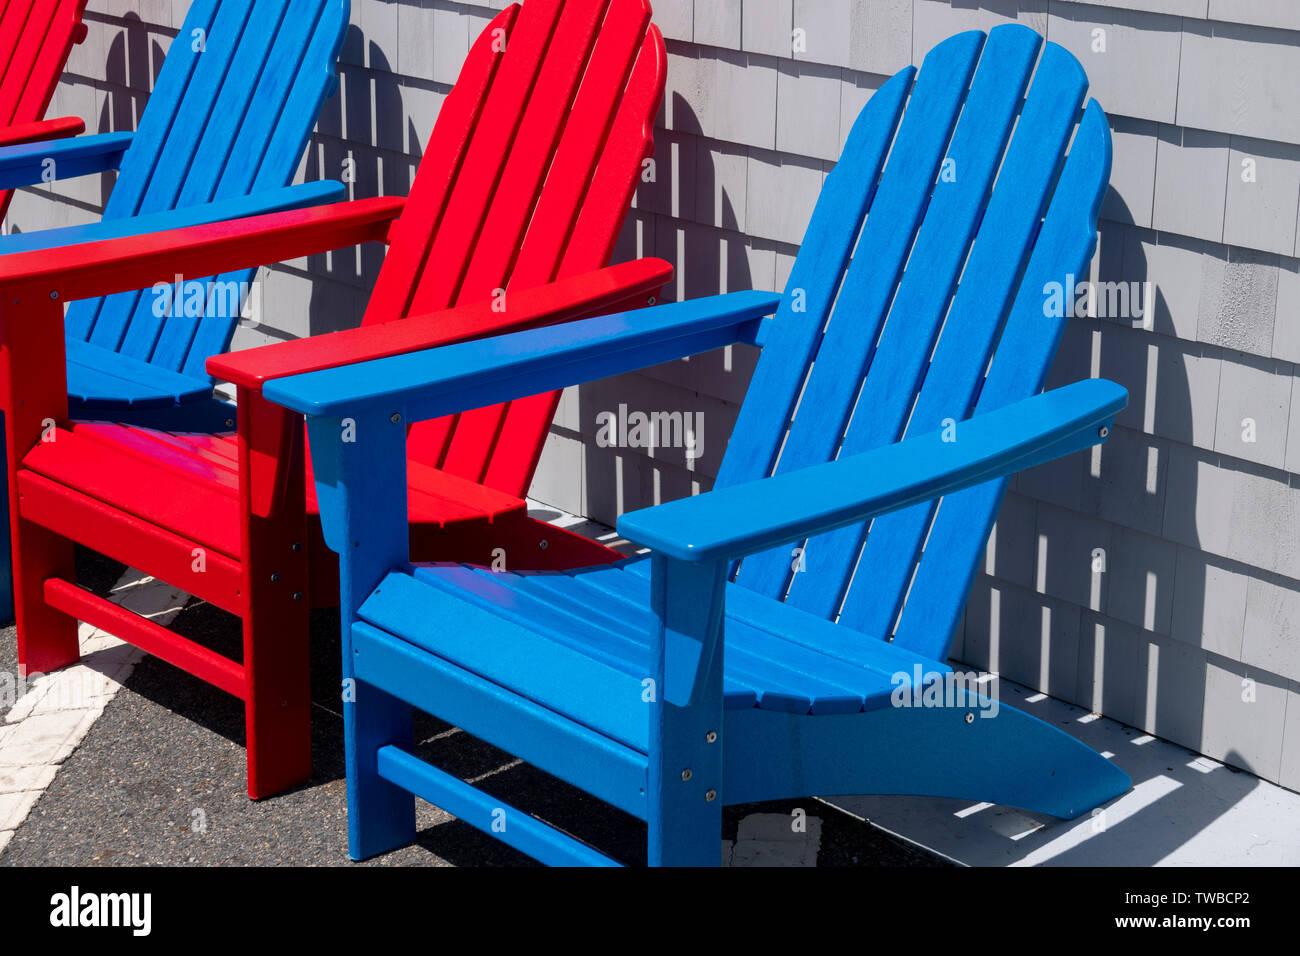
xmin=0 ymin=131 xmax=134 ymax=191
xmin=265 ymin=290 xmax=783 ymax=419
xmin=617 ymin=379 xmax=1128 ymax=562
xmin=0 ymin=181 xmax=348 ymax=255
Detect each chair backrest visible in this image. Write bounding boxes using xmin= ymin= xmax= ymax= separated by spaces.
xmin=365 ymin=0 xmax=664 ymax=498
xmin=63 ymin=0 xmax=348 ymax=378
xmin=720 ymin=25 xmax=1112 ymax=663
xmin=0 ymin=0 xmax=89 ymax=218
xmin=0 ymin=0 xmax=86 ymax=127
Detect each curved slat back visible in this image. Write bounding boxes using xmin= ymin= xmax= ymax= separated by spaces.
xmin=0 ymin=0 xmax=88 ymax=218
xmin=64 ymin=0 xmax=348 ymax=376
xmin=0 ymin=0 xmax=86 ymax=125
xmin=360 ymin=0 xmax=665 ymax=496
xmin=720 ymin=25 xmax=1110 ymax=662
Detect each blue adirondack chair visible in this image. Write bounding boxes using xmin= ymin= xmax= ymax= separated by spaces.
xmin=0 ymin=0 xmax=349 ymax=619
xmin=265 ymin=24 xmax=1134 ymax=866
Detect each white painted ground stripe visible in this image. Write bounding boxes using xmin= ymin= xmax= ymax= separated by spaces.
xmin=0 ymin=570 xmax=189 ymax=855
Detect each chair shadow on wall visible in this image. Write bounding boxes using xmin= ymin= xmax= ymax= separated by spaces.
xmin=99 ymin=11 xmax=162 ymax=150
xmin=949 ymin=189 xmax=1263 ymax=864
xmin=21 ymin=11 xmax=162 ymax=223
xmin=568 ymin=93 xmax=756 ymax=524
xmin=303 ymin=23 xmax=420 ymax=336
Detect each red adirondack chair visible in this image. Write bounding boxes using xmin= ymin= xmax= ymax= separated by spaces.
xmin=0 ymin=0 xmax=90 ymax=219
xmin=3 ymin=0 xmax=668 ymax=799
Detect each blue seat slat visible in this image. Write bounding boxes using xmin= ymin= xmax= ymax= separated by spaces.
xmin=534 ymin=563 xmax=769 ymax=709
xmin=839 ymin=42 xmax=1090 ymax=640
xmin=66 ymin=361 xmax=178 ymax=409
xmin=722 ymin=618 xmax=867 ymax=715
xmin=491 ymin=568 xmax=649 ymax=635
xmin=888 ymin=101 xmax=1113 ymax=660
xmin=553 ymin=557 xmax=654 ymax=605
xmin=360 ymin=570 xmax=650 ymax=753
xmin=413 ymin=564 xmax=649 ymax=677
xmin=560 ymin=563 xmax=879 ymax=713
xmin=737 ymin=30 xmax=984 ymax=600
xmin=711 ymin=67 xmax=912 ymax=497
xmin=65 ymin=340 xmax=214 ymax=408
xmin=434 ymin=560 xmax=903 ymax=717
xmin=497 ymin=570 xmax=759 ymax=708
xmin=542 ymin=562 xmax=824 ymax=711
xmin=779 ymin=27 xmax=1041 ymax=618
xmin=459 ymin=566 xmax=851 ymax=713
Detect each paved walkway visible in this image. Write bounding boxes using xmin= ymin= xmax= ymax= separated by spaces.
xmin=1 ymin=571 xmax=185 ymax=854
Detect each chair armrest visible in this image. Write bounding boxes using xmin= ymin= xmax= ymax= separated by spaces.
xmin=0 ymin=116 xmax=87 ymax=149
xmin=0 ymin=195 xmax=405 ymax=303
xmin=617 ymin=379 xmax=1128 ymax=562
xmin=0 ymin=130 xmax=133 ymax=190
xmin=263 ymin=290 xmax=782 ymax=419
xmin=209 ymin=257 xmax=674 ymax=390
xmin=0 ymin=180 xmax=348 ymax=254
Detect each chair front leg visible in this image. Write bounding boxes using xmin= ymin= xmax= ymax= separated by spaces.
xmin=1 ymin=293 xmax=78 ymax=669
xmin=304 ymin=411 xmax=415 ymax=858
xmin=648 ymin=555 xmax=728 ymax=867
xmin=237 ymin=391 xmax=312 ymax=798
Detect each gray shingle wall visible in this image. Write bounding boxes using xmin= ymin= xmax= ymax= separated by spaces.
xmin=8 ymin=0 xmax=1299 ymax=792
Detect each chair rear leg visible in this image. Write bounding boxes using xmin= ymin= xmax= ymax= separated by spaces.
xmin=346 ymin=679 xmax=416 ymax=860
